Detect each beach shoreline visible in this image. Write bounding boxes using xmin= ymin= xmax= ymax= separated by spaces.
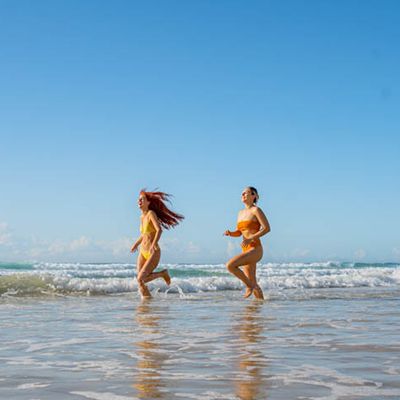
xmin=1 ymin=286 xmax=400 ymax=399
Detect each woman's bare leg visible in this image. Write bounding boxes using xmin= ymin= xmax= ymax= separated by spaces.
xmin=243 ymin=263 xmax=264 ymax=300
xmin=226 ymin=248 xmax=262 ymax=296
xmin=137 ymin=251 xmax=170 ymax=298
xmin=242 ymin=264 xmax=256 ymax=298
xmin=140 ymin=252 xmax=170 ymax=284
xmin=137 ymin=254 xmax=151 ymax=297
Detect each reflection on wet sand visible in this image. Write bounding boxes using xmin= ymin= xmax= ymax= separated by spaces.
xmin=232 ymin=301 xmax=269 ymax=400
xmin=132 ymin=300 xmax=169 ymax=399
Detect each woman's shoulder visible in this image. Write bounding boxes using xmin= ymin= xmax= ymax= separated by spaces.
xmin=251 ymin=205 xmax=262 ymax=214
xmin=147 ymin=210 xmax=157 ymax=218
xmin=238 ymin=209 xmax=247 ymax=217
xmin=148 ymin=210 xmax=161 ymax=221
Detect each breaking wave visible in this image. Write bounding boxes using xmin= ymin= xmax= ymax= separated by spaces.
xmin=1 ymin=261 xmax=400 ymax=297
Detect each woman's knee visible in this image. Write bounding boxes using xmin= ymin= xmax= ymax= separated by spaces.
xmin=137 ymin=273 xmax=148 ymax=285
xmin=226 ymin=260 xmax=236 ymax=273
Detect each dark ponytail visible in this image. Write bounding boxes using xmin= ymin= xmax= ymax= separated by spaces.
xmin=248 ymin=186 xmax=259 ymax=204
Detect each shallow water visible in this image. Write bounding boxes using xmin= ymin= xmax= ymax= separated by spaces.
xmin=1 ymin=290 xmax=400 ymax=399
xmin=2 ymin=261 xmax=400 ymax=297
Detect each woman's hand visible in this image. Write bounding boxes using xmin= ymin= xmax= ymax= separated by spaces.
xmin=130 ymin=242 xmax=139 ymax=253
xmin=150 ymin=243 xmax=160 ymax=254
xmin=223 ymin=230 xmax=231 ymax=236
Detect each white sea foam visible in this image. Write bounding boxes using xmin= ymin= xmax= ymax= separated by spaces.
xmin=1 ymin=262 xmax=400 ymax=297
xmin=71 ymin=392 xmax=137 ymax=400
xmin=26 ymin=338 xmax=95 ymax=353
xmin=17 ymin=382 xmax=50 ymax=390
xmin=275 ymin=364 xmax=400 ymax=399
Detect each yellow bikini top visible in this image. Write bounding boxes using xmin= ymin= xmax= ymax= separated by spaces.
xmin=140 ymin=219 xmax=156 ymax=234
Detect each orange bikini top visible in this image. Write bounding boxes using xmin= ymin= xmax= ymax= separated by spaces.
xmin=237 ymin=219 xmax=260 ymax=232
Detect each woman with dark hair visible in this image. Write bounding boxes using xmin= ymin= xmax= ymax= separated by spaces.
xmin=224 ymin=187 xmax=270 ymax=299
xmin=131 ymin=190 xmax=184 ymax=298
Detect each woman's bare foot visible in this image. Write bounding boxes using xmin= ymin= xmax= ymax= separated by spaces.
xmin=253 ymin=285 xmax=264 ymax=300
xmin=139 ymin=284 xmax=152 ymax=298
xmin=244 ymin=286 xmax=254 ymax=298
xmin=162 ymin=270 xmax=171 ymax=285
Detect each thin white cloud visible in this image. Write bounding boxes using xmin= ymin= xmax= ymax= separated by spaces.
xmin=160 ymin=237 xmax=201 ymax=257
xmin=70 ymin=236 xmax=91 ymax=251
xmin=45 ymin=237 xmax=91 ymax=255
xmin=354 ymin=249 xmax=366 ymax=260
xmin=293 ymin=248 xmax=310 ymax=258
xmin=160 ymin=237 xmax=179 ymax=250
xmin=0 ymin=231 xmax=203 ymax=262
xmin=226 ymin=241 xmax=238 ymax=257
xmin=187 ymin=241 xmax=200 ymax=254
xmin=1 ymin=234 xmax=98 ymax=260
xmin=0 ymin=222 xmax=12 ymax=245
xmin=47 ymin=241 xmax=67 ymax=254
xmin=99 ymin=237 xmax=132 ymax=257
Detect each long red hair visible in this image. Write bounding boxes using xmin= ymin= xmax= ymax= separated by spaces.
xmin=141 ymin=189 xmax=184 ymax=229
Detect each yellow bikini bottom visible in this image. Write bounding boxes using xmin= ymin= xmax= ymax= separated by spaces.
xmin=140 ymin=249 xmax=151 ymax=260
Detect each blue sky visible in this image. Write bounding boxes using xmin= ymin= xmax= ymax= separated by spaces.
xmin=1 ymin=0 xmax=399 ymax=263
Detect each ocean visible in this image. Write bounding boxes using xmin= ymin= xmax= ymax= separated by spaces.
xmin=1 ymin=261 xmax=400 ymax=399
xmin=1 ymin=261 xmax=400 ymax=298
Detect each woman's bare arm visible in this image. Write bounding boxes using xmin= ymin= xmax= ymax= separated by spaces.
xmin=130 ymin=235 xmax=143 ymax=252
xmin=224 ymin=229 xmax=242 ymax=237
xmin=148 ymin=210 xmax=162 ymax=250
xmin=249 ymin=207 xmax=270 ymax=240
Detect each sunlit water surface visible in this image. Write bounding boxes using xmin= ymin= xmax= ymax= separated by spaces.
xmin=1 ymin=289 xmax=400 ymax=399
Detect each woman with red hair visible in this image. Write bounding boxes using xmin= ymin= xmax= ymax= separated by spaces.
xmin=131 ymin=190 xmax=184 ymax=298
